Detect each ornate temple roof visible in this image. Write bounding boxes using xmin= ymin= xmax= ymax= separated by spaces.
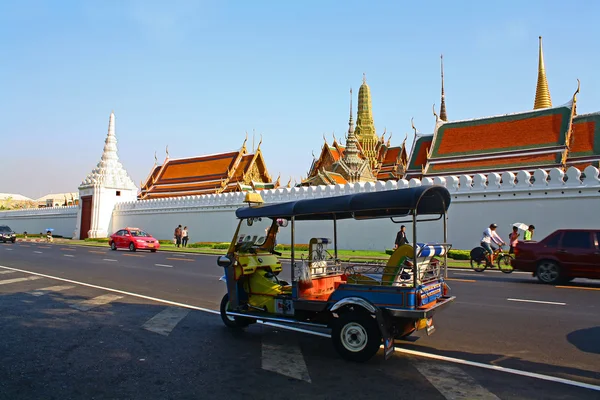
xmin=404 ymin=134 xmax=433 ymax=179
xmin=568 ymin=112 xmax=600 ymax=169
xmin=139 ymin=138 xmax=275 ymax=199
xmin=423 ymin=100 xmax=574 ymax=176
xmin=80 ymin=111 xmax=137 ymax=190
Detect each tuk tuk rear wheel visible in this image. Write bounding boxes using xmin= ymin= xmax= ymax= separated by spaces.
xmin=331 ymin=312 xmax=381 ymax=363
xmin=220 ymin=293 xmax=253 ymax=329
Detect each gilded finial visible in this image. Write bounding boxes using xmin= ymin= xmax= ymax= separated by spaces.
xmin=387 ymin=132 xmax=393 ymax=147
xmin=312 ymin=150 xmax=316 ymax=159
xmin=286 ymin=177 xmax=292 ymax=188
xmin=257 ymin=134 xmax=263 ymax=150
xmin=411 ymin=118 xmax=418 ymax=137
xmin=534 ymin=36 xmax=552 ymax=109
xmin=332 ymin=132 xmax=336 ymax=143
xmin=403 ymin=133 xmax=408 ymax=145
xmin=165 ymin=145 xmax=169 ymax=158
xmin=242 ymin=132 xmax=248 ymax=150
xmin=362 ymin=73 xmax=366 ymax=84
xmin=440 ymin=54 xmax=447 ymax=121
xmin=432 ymin=103 xmax=439 ymax=122
xmin=154 ymin=151 xmax=158 ymax=164
xmin=348 ymin=88 xmax=354 ymax=133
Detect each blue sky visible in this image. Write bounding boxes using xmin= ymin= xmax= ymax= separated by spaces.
xmin=1 ymin=0 xmax=599 ymax=198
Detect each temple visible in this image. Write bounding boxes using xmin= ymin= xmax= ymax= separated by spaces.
xmin=302 ymin=76 xmax=408 ymax=186
xmin=138 ymin=138 xmax=280 ymax=199
xmin=405 ymin=37 xmax=600 ymax=179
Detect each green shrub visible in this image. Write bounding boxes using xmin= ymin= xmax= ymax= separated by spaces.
xmin=385 ymin=249 xmax=394 ymax=255
xmin=158 ymin=240 xmax=173 ymax=245
xmin=187 ymin=242 xmax=216 ymax=248
xmin=448 ymin=249 xmax=470 ymax=260
xmin=211 ymin=243 xmax=231 ymax=250
xmin=278 ymin=244 xmax=309 ymax=251
xmin=84 ymin=238 xmax=110 ymax=243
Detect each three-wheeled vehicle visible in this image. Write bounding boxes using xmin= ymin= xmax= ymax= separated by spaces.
xmin=217 ymin=186 xmax=455 ymax=362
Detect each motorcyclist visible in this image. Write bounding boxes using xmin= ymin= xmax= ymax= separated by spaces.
xmin=481 ymin=223 xmax=505 ymax=264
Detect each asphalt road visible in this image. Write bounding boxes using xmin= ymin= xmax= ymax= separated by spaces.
xmin=1 ymin=241 xmax=599 ymax=399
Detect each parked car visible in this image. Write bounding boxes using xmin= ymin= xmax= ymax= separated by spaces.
xmin=0 ymin=225 xmax=16 ymax=243
xmin=109 ymin=227 xmax=160 ymax=252
xmin=511 ymin=229 xmax=600 ymax=284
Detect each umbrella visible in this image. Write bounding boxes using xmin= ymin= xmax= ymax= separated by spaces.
xmin=45 ymin=228 xmax=54 ymax=232
xmin=512 ymin=222 xmax=529 ymax=231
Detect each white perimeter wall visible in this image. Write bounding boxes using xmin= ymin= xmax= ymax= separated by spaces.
xmin=2 ymin=166 xmax=599 ymax=250
xmin=0 ymin=206 xmax=78 ymax=237
xmin=112 ymin=166 xmax=600 ymax=251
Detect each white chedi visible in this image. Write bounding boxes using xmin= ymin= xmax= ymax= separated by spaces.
xmin=79 ymin=111 xmax=137 ymax=190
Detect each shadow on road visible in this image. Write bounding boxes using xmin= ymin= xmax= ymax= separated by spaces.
xmin=567 ymin=326 xmax=600 ymax=355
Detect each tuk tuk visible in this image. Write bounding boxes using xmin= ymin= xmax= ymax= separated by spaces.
xmin=217 ymin=185 xmax=455 ymax=362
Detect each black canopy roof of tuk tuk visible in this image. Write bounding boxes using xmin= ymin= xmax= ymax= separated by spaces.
xmin=235 ymin=185 xmax=451 ymax=221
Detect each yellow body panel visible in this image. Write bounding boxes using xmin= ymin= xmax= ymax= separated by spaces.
xmin=244 ymin=268 xmax=291 ymax=313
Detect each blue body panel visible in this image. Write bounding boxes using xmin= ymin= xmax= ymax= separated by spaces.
xmin=327 ymin=280 xmax=443 ymax=311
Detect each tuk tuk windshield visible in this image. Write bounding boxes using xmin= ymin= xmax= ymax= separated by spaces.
xmin=234 ymin=217 xmax=277 ymax=252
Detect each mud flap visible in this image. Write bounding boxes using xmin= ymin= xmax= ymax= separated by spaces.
xmin=375 ymin=309 xmax=394 ymax=360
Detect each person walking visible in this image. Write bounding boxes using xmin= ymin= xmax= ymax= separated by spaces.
xmin=182 ymin=226 xmax=189 ymax=247
xmin=524 ymin=225 xmax=535 ymax=241
xmin=394 ymin=225 xmax=409 ymax=249
xmin=508 ymin=226 xmax=520 ymax=254
xmin=174 ymin=225 xmax=182 ymax=248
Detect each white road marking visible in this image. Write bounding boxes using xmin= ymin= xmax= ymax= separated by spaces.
xmin=0 ymin=270 xmax=16 ymax=275
xmin=507 ymin=298 xmax=566 ymax=306
xmin=154 ymin=264 xmax=173 ymax=268
xmin=452 ymin=273 xmax=484 ymax=277
xmin=28 ymin=285 xmax=74 ymax=297
xmin=262 ymin=335 xmax=311 ymax=383
xmin=1 ymin=264 xmax=597 ymax=392
xmin=70 ymin=294 xmax=123 ymax=311
xmin=413 ymin=361 xmax=500 ymax=399
xmin=0 ymin=276 xmax=42 ymax=285
xmin=5 ymin=248 xmax=13 ymax=251
xmin=63 ymin=254 xmax=75 ymax=258
xmin=397 ymin=348 xmax=600 ymax=393
xmin=34 ymin=251 xmax=43 ymax=254
xmin=103 ymin=259 xmax=118 ymax=262
xmin=142 ymin=307 xmax=190 ymax=336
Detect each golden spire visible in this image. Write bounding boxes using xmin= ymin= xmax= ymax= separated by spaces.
xmin=534 ymin=36 xmax=552 ymax=109
xmin=439 ymin=54 xmax=447 ymax=121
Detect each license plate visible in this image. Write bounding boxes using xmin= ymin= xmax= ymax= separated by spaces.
xmin=148 ymin=243 xmax=154 ymax=248
xmin=425 ymin=317 xmax=435 ymax=336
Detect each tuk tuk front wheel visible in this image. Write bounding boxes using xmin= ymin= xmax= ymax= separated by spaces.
xmin=220 ymin=293 xmax=253 ymax=329
xmin=331 ymin=312 xmax=381 ymax=363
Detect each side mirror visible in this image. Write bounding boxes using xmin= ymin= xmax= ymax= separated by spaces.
xmin=217 ymin=255 xmax=233 ymax=268
xmin=277 ymin=218 xmax=288 ymax=227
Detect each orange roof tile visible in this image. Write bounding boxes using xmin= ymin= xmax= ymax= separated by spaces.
xmin=427 ymin=153 xmax=559 ymax=174
xmin=159 ymin=151 xmax=240 ymax=181
xmin=382 ymin=147 xmax=401 ymax=165
xmin=432 ymin=106 xmax=571 ymax=158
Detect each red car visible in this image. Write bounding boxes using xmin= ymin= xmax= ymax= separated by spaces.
xmin=109 ymin=227 xmax=160 ymax=252
xmin=511 ymin=229 xmax=600 ymax=284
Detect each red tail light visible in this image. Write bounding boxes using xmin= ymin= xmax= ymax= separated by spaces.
xmin=442 ymin=282 xmax=449 ymax=296
xmin=416 ymin=291 xmax=422 ymax=306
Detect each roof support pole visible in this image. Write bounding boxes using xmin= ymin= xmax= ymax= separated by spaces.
xmin=333 ymin=214 xmax=338 ymax=261
xmin=413 ymin=209 xmax=418 ymax=290
xmin=291 ymin=216 xmax=296 ymax=284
